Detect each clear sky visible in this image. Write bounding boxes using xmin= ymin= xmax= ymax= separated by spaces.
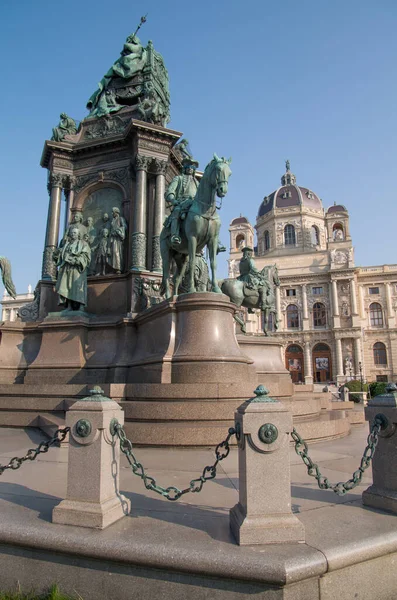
xmin=0 ymin=0 xmax=396 ymax=294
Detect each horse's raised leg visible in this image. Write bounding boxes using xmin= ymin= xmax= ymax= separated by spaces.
xmin=187 ymin=236 xmax=197 ymax=293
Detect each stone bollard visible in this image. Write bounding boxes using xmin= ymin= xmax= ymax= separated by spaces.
xmin=362 ymin=384 xmax=397 ymax=514
xmin=53 ymin=386 xmax=131 ymax=529
xmin=230 ymin=386 xmax=305 ymax=545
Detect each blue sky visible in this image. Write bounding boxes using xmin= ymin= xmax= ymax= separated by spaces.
xmin=0 ymin=0 xmax=396 ymax=293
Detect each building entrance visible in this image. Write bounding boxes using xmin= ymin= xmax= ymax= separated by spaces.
xmin=312 ymin=343 xmax=332 ymax=383
xmin=285 ymin=344 xmax=304 ymax=383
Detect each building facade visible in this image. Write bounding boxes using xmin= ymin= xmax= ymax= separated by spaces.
xmin=228 ymin=163 xmax=397 ymax=385
xmin=1 ymin=287 xmax=34 ymax=322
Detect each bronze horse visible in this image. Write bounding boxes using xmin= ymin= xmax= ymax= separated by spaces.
xmin=221 ymin=264 xmax=280 ymax=335
xmin=160 ymin=154 xmax=232 ymax=298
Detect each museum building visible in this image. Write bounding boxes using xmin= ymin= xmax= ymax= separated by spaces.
xmin=228 ymin=163 xmax=397 ymax=385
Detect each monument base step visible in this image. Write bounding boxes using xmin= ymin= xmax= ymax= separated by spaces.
xmin=0 ymin=383 xmax=352 ymax=446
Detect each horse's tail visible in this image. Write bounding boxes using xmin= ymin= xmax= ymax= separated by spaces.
xmin=0 ymin=256 xmax=16 ymax=299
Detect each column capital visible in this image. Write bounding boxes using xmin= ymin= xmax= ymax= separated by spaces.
xmin=68 ymin=175 xmax=77 ymax=190
xmin=135 ymin=155 xmax=151 ymax=172
xmin=151 ymin=158 xmax=168 ymax=175
xmin=49 ymin=172 xmax=65 ymax=189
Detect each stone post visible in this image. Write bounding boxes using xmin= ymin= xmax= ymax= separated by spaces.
xmin=53 ymin=387 xmax=131 ymax=529
xmin=42 ymin=173 xmax=63 ymax=280
xmin=230 ymin=387 xmax=305 ymax=545
xmin=131 ymin=155 xmax=150 ymax=271
xmin=363 ymin=386 xmax=397 ymax=514
xmin=303 ymin=341 xmax=313 ymax=384
xmin=152 ymin=158 xmax=167 ymax=272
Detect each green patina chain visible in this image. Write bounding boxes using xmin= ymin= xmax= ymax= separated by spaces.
xmin=0 ymin=427 xmax=70 ymax=475
xmin=113 ymin=422 xmax=235 ymax=501
xmin=291 ymin=416 xmax=384 ymax=496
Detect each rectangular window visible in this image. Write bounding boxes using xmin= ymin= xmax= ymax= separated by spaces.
xmin=312 ymin=287 xmax=323 ymax=295
xmin=376 ymin=375 xmax=388 ymax=382
xmin=286 ymin=289 xmax=296 ymax=297
xmin=369 ymin=287 xmax=380 ymax=295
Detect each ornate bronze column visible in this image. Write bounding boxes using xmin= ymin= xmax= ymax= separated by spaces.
xmin=131 ymin=155 xmax=150 ymax=271
xmin=42 ymin=172 xmax=63 ymax=280
xmin=151 ymin=158 xmax=167 ymax=272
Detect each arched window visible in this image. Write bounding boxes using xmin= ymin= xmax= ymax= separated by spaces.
xmin=311 ymin=225 xmax=320 ymax=246
xmin=235 ymin=234 xmax=245 ymax=249
xmin=286 ymin=304 xmax=299 ymax=329
xmin=373 ymin=342 xmax=387 ymax=365
xmin=333 ymin=223 xmax=344 ymax=241
xmin=370 ymin=303 xmax=383 ymax=327
xmin=284 ymin=224 xmax=296 ymax=246
xmin=313 ymin=302 xmax=327 ymax=328
xmin=264 ymin=230 xmax=270 ymax=251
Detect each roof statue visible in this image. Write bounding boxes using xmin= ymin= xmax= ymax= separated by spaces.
xmin=85 ymin=16 xmax=170 ymax=126
xmin=285 ymin=159 xmax=290 ymax=172
xmin=51 ymin=114 xmax=77 ymax=142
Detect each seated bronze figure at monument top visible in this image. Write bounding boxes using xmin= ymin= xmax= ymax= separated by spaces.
xmin=84 ymin=16 xmax=170 ymax=126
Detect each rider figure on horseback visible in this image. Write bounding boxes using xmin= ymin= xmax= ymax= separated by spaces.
xmin=237 ymin=247 xmax=268 ymax=311
xmin=165 ymin=157 xmax=200 ymax=245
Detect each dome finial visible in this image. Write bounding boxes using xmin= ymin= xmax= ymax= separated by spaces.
xmin=281 ymin=160 xmax=296 ymax=186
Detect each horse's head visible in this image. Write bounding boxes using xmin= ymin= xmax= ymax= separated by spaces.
xmin=209 ymin=153 xmax=232 ymax=198
xmin=272 ymin=264 xmax=280 ymax=286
